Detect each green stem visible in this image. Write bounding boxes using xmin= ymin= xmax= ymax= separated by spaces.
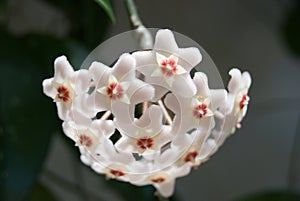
xmin=124 ymin=0 xmax=153 ymax=49
xmin=125 ymin=0 xmax=142 ymax=27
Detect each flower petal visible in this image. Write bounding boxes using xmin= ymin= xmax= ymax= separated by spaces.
xmin=135 ymin=105 xmax=163 ymax=133
xmin=154 ymin=29 xmax=178 ymax=53
xmin=151 ymin=68 xmax=163 ymax=77
xmin=172 ymin=73 xmax=196 ymax=97
xmin=193 ymin=72 xmax=210 ymax=97
xmin=242 ymin=71 xmax=252 ymax=89
xmin=127 ymin=79 xmax=155 ymax=104
xmin=62 ymin=121 xmax=77 ymax=142
xmin=156 ymin=52 xmax=167 ymax=65
xmin=175 ymin=65 xmax=187 ymax=75
xmin=89 ymin=61 xmax=111 ymax=88
xmin=112 ymin=53 xmax=136 ymax=81
xmin=91 ymin=119 xmax=115 ymax=138
xmin=42 ymin=78 xmax=55 ymax=98
xmin=73 ymin=69 xmax=91 ymax=93
xmin=152 ymin=85 xmax=168 ymax=101
xmin=210 ymin=89 xmax=227 ymax=111
xmin=178 ymin=47 xmax=202 ymax=69
xmin=53 ymin=55 xmax=74 ymax=82
xmin=133 ymin=51 xmax=156 ymax=75
xmin=228 ymin=68 xmax=242 ymax=93
xmin=120 ymin=94 xmax=131 ymax=104
xmin=154 ymin=178 xmax=175 ymax=198
xmin=56 ymin=102 xmax=70 ymax=120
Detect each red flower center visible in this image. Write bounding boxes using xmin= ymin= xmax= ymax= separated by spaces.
xmin=57 ymin=85 xmax=70 ymax=102
xmin=151 ymin=177 xmax=165 ymax=183
xmin=184 ymin=151 xmax=198 ymax=163
xmin=160 ymin=59 xmax=177 ymax=77
xmin=137 ymin=137 xmax=154 ymax=150
xmin=193 ymin=103 xmax=208 ymax=119
xmin=106 ymin=82 xmax=124 ymax=100
xmin=239 ymin=94 xmax=248 ymax=110
xmin=79 ymin=134 xmax=93 ymax=147
xmin=110 ymin=169 xmax=125 ymax=177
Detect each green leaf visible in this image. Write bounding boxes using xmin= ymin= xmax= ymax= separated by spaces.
xmin=94 ymin=0 xmax=116 ymax=23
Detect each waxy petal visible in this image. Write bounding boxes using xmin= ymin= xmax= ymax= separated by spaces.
xmin=112 ymin=53 xmax=136 ymax=81
xmin=154 ymin=29 xmax=178 ymax=53
xmin=53 ymin=55 xmax=74 ymax=83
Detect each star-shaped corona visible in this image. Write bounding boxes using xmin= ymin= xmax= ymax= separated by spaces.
xmin=97 ymin=75 xmax=130 ymax=104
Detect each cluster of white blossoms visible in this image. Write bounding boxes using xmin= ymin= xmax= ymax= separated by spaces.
xmin=42 ymin=29 xmax=251 ymax=197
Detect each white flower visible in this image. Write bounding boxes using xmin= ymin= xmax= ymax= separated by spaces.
xmin=152 ymin=53 xmax=187 ymax=86
xmin=42 ymin=56 xmax=90 ymax=120
xmin=165 ymin=72 xmax=227 ymax=135
xmin=227 ymin=68 xmax=251 ymax=117
xmin=176 ymin=129 xmax=210 ymax=168
xmin=91 ymin=142 xmax=134 ymax=182
xmin=62 ymin=109 xmax=115 ymax=154
xmin=88 ymin=53 xmax=155 ymax=123
xmin=132 ymin=29 xmax=202 ymax=99
xmin=224 ymin=68 xmax=251 ymax=133
xmin=113 ymin=105 xmax=173 ymax=160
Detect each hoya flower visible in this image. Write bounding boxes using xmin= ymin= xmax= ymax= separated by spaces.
xmin=227 ymin=68 xmax=251 ymax=118
xmin=154 ymin=128 xmax=211 ymax=173
xmin=42 ymin=56 xmax=90 ymax=120
xmin=224 ymin=68 xmax=251 ymax=133
xmin=87 ymin=53 xmax=154 ymax=123
xmin=132 ymin=29 xmax=202 ymax=99
xmin=92 ymin=159 xmax=132 ymax=182
xmin=62 ymin=109 xmax=115 ymax=153
xmin=175 ymin=129 xmax=211 ymax=168
xmin=115 ymin=125 xmax=173 ymax=160
xmin=91 ymin=138 xmax=135 ymax=182
xmin=42 ymin=29 xmax=252 ymax=199
xmin=114 ymin=105 xmax=174 ymax=159
xmin=165 ymin=72 xmax=227 ymax=135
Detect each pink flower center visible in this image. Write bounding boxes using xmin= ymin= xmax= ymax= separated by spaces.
xmin=136 ymin=137 xmax=154 ymax=150
xmin=184 ymin=151 xmax=198 ymax=163
xmin=106 ymin=82 xmax=124 ymax=100
xmin=57 ymin=85 xmax=70 ymax=102
xmin=239 ymin=94 xmax=248 ymax=110
xmin=79 ymin=134 xmax=93 ymax=147
xmin=160 ymin=59 xmax=177 ymax=77
xmin=193 ymin=103 xmax=208 ymax=119
xmin=110 ymin=169 xmax=125 ymax=177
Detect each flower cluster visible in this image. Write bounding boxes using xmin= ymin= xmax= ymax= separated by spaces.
xmin=42 ymin=29 xmax=251 ymax=197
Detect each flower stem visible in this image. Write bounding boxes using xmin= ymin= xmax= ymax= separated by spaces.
xmin=142 ymin=102 xmax=148 ymax=114
xmin=158 ymin=100 xmax=172 ymax=125
xmin=125 ymin=0 xmax=153 ymax=114
xmin=124 ymin=0 xmax=153 ymax=49
xmin=100 ymin=110 xmax=112 ymax=120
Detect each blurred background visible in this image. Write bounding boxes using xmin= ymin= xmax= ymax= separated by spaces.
xmin=1 ymin=0 xmax=300 ymax=201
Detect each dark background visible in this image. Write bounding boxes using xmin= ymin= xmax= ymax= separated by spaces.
xmin=1 ymin=0 xmax=300 ymax=201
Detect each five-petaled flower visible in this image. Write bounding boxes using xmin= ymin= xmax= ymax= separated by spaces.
xmin=152 ymin=53 xmax=187 ymax=86
xmin=133 ymin=29 xmax=202 ymax=99
xmin=42 ymin=56 xmax=90 ymax=120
